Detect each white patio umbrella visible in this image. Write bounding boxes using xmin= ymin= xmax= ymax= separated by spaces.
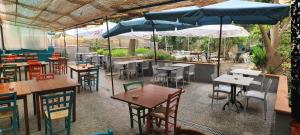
xmin=157 ymin=24 xmax=250 ymax=59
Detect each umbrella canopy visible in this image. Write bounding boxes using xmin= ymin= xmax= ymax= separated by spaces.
xmin=102 ymin=17 xmax=192 ymax=38
xmin=145 ymin=0 xmax=290 ymax=76
xmin=145 ymin=0 xmax=290 ymax=25
xmin=157 ymin=24 xmax=250 ymax=38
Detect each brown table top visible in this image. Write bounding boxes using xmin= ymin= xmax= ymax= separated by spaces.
xmin=68 ymin=64 xmax=95 ymax=72
xmin=0 ymin=61 xmax=48 ymax=68
xmin=112 ymin=84 xmax=179 ymax=109
xmin=29 ymin=75 xmax=79 ymax=93
xmin=0 ymin=81 xmax=31 ymax=97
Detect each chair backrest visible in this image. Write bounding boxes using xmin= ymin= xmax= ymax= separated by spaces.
xmin=189 ymin=65 xmax=195 ymax=73
xmin=165 ymin=89 xmax=183 ymax=130
xmin=264 ymin=79 xmax=272 ymax=99
xmin=152 ymin=65 xmax=159 ymax=75
xmin=123 ymin=81 xmax=144 ymax=92
xmin=5 ymin=55 xmax=17 ymax=63
xmin=90 ymin=129 xmax=113 ymax=135
xmin=36 ymin=74 xmax=55 ymax=81
xmin=43 ymin=91 xmax=74 ymax=120
xmin=142 ymin=61 xmax=149 ymax=69
xmin=127 ymin=62 xmax=137 ymax=71
xmin=3 ymin=64 xmax=17 ymax=81
xmin=0 ymin=92 xmax=17 ymax=116
xmin=176 ymin=126 xmax=205 ymax=135
xmin=27 ymin=60 xmax=39 ymax=63
xmin=29 ymin=63 xmax=42 ymax=74
xmin=175 ymin=67 xmax=184 ymax=78
xmin=86 ymin=65 xmax=100 ymax=75
xmin=52 ymin=52 xmax=61 ymax=58
xmin=0 ymin=77 xmax=10 ymax=83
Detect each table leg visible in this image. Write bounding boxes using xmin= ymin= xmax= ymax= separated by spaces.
xmin=36 ymin=93 xmax=42 ymax=131
xmin=73 ymin=87 xmax=77 ymax=122
xmin=96 ymin=69 xmax=99 ymax=91
xmin=70 ymin=69 xmax=73 ymax=78
xmin=24 ymin=66 xmax=28 ymax=80
xmin=49 ymin=61 xmax=51 ymax=73
xmin=77 ymin=72 xmax=81 ymax=93
xmin=65 ymin=60 xmax=68 ymax=74
xmin=18 ymin=67 xmax=21 ymax=81
xmin=23 ymin=96 xmax=30 ymax=135
xmin=33 ymin=93 xmax=36 ymax=115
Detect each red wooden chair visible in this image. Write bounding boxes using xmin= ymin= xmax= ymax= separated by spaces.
xmin=29 ymin=63 xmax=42 ymax=80
xmin=150 ymin=88 xmax=184 ymax=135
xmin=52 ymin=52 xmax=61 ymax=58
xmin=5 ymin=55 xmax=17 ymax=63
xmin=53 ymin=58 xmax=66 ymax=74
xmin=36 ymin=73 xmax=55 ymax=81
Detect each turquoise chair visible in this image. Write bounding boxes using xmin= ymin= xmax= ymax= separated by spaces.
xmin=82 ymin=65 xmax=100 ymax=91
xmin=123 ymin=81 xmax=146 ymax=134
xmin=43 ymin=92 xmax=74 ymax=135
xmin=2 ymin=64 xmax=17 ymax=82
xmin=0 ymin=92 xmax=19 ymax=135
xmin=90 ymin=129 xmax=113 ymax=135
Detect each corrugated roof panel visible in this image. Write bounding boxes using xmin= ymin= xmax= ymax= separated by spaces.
xmin=18 ymin=0 xmax=52 ymax=9
xmin=18 ymin=5 xmax=41 ymax=18
xmin=0 ymin=3 xmax=16 ymax=14
xmin=39 ymin=11 xmax=61 ymax=22
xmin=47 ymin=0 xmax=80 ymax=14
xmin=57 ymin=16 xmax=77 ymax=26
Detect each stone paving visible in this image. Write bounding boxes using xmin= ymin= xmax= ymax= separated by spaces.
xmin=1 ymin=66 xmax=276 ymax=135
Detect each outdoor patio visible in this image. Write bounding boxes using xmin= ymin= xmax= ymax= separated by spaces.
xmin=0 ymin=63 xmax=276 ymax=135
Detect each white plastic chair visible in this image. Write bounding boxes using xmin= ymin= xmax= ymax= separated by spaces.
xmin=169 ymin=67 xmax=184 ymax=88
xmin=185 ymin=65 xmax=195 ymax=82
xmin=152 ymin=65 xmax=167 ymax=85
xmin=245 ymin=79 xmax=272 ymax=120
xmin=210 ymin=73 xmax=231 ymax=108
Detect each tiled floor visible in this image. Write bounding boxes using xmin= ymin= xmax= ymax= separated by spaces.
xmin=1 ymin=65 xmax=276 ymax=135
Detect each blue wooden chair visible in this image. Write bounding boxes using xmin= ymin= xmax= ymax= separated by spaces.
xmin=0 ymin=92 xmax=19 ymax=135
xmin=90 ymin=129 xmax=113 ymax=135
xmin=2 ymin=64 xmax=18 ymax=82
xmin=43 ymin=91 xmax=74 ymax=135
xmin=123 ymin=81 xmax=146 ymax=134
xmin=82 ymin=66 xmax=100 ymax=91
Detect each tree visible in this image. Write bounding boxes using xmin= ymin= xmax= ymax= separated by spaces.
xmin=258 ymin=0 xmax=291 ymax=72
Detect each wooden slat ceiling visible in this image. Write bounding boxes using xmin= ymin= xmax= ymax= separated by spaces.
xmin=0 ymin=0 xmax=220 ymax=31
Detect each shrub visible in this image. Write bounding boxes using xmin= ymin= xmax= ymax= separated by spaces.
xmin=142 ymin=50 xmax=175 ymax=60
xmin=111 ymin=49 xmax=128 ymax=57
xmin=96 ymin=49 xmax=105 ymax=55
xmin=251 ymin=45 xmax=267 ymax=70
xmin=136 ymin=48 xmax=150 ymax=55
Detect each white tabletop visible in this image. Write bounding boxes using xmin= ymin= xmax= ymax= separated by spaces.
xmin=214 ymin=74 xmax=254 ymax=86
xmin=171 ymin=63 xmax=194 ymax=67
xmin=231 ymin=69 xmax=262 ymax=76
xmin=114 ymin=60 xmax=146 ymax=65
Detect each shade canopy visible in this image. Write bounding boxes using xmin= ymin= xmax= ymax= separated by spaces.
xmin=145 ymin=0 xmax=290 ymax=25
xmin=102 ymin=17 xmax=192 ymax=38
xmin=157 ymin=24 xmax=250 ymax=38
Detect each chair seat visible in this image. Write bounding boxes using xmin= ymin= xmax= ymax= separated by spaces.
xmin=251 ymin=80 xmax=262 ymax=86
xmin=214 ymin=85 xmax=231 ymax=93
xmin=246 ymin=90 xmax=265 ymax=100
xmin=45 ymin=107 xmax=69 ymax=120
xmin=0 ymin=110 xmax=13 ymax=119
xmin=150 ymin=106 xmax=174 ymax=119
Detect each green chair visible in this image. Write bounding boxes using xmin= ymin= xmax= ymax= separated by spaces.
xmin=82 ymin=66 xmax=100 ymax=91
xmin=43 ymin=91 xmax=74 ymax=135
xmin=90 ymin=129 xmax=113 ymax=135
xmin=123 ymin=81 xmax=146 ymax=135
xmin=2 ymin=64 xmax=18 ymax=82
xmin=0 ymin=92 xmax=19 ymax=135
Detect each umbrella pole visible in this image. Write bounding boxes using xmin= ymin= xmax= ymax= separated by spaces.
xmin=152 ymin=24 xmax=157 ymax=65
xmin=63 ymin=31 xmax=67 ymax=57
xmin=76 ymin=26 xmax=79 ymax=62
xmin=217 ymin=17 xmax=223 ymax=77
xmin=105 ymin=16 xmax=115 ymax=96
xmin=165 ymin=36 xmax=167 ymax=51
xmin=187 ymin=37 xmax=190 ymax=51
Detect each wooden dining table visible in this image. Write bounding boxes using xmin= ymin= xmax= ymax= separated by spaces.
xmin=68 ymin=64 xmax=98 ymax=92
xmin=0 ymin=81 xmax=31 ymax=135
xmin=111 ymin=84 xmax=179 ymax=133
xmin=29 ymin=75 xmax=80 ymax=131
